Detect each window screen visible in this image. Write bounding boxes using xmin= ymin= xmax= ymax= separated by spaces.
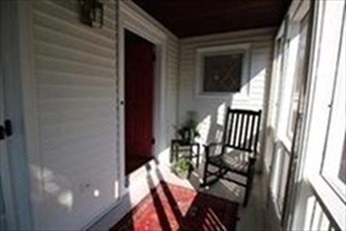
xmin=203 ymin=53 xmax=243 ymax=93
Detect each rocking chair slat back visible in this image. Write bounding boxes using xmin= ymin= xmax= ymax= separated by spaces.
xmin=243 ymin=114 xmax=249 ymax=149
xmin=222 ymin=108 xmax=261 ymax=153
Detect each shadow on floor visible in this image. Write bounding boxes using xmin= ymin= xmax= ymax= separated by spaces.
xmin=112 ymin=167 xmax=239 ymax=230
xmin=164 ymin=159 xmax=266 ymax=231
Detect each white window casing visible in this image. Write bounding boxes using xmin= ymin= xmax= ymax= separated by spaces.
xmin=195 ymin=43 xmax=251 ymax=98
xmin=293 ymin=0 xmax=346 ymax=229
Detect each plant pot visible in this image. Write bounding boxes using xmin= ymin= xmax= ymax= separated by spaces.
xmin=172 ymin=156 xmax=192 ymax=178
xmin=175 ymin=169 xmax=190 ymax=179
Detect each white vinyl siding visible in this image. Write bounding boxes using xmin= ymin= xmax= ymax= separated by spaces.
xmin=28 ymin=1 xmax=119 ymax=229
xmin=166 ymin=38 xmax=179 ymax=141
xmin=178 ymin=29 xmax=274 ymax=148
xmin=20 ymin=0 xmax=179 ymax=229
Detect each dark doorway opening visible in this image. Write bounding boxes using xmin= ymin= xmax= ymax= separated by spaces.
xmin=125 ymin=30 xmax=155 ymax=175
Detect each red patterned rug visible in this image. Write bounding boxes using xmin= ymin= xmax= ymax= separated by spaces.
xmin=111 ymin=181 xmax=239 ymax=231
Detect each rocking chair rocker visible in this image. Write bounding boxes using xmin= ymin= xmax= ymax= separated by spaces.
xmin=202 ymin=108 xmax=261 ymax=206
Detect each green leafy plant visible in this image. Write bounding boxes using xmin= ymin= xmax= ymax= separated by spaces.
xmin=173 ymin=157 xmax=192 ymax=178
xmin=175 ymin=111 xmax=200 ymax=144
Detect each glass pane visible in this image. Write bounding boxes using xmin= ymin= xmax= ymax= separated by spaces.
xmin=287 ymin=13 xmax=309 ymax=138
xmin=203 ymin=53 xmax=243 ymax=92
xmin=338 ymin=136 xmax=346 ymax=184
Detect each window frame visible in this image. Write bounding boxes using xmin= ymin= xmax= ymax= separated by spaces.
xmin=195 ymin=43 xmax=251 ymax=98
xmin=295 ymin=0 xmax=346 ymax=229
xmin=319 ymin=13 xmax=346 ymax=201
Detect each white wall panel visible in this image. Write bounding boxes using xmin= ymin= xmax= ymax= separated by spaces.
xmin=178 ymin=29 xmax=274 ymax=149
xmin=27 ymin=0 xmax=119 ymax=229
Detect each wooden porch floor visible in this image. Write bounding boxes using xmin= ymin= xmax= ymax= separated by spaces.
xmin=166 ymin=164 xmax=266 ymax=231
xmin=91 ymin=161 xmax=266 ymax=230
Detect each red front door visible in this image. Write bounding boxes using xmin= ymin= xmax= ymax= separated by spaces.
xmin=125 ymin=39 xmax=154 ymax=173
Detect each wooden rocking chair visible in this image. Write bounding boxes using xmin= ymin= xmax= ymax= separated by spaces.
xmin=202 ymin=108 xmax=261 ymax=206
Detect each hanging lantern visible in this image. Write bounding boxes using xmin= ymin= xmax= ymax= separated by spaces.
xmin=79 ymin=0 xmax=104 ymax=28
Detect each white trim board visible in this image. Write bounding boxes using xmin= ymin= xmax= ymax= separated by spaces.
xmin=181 ymin=28 xmax=276 ymax=43
xmin=0 ymin=1 xmax=34 ymax=229
xmin=118 ymin=1 xmax=168 ymax=197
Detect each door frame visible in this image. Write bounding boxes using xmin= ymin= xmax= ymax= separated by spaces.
xmin=0 ymin=1 xmax=34 ymax=230
xmin=272 ymin=0 xmax=312 ymax=228
xmin=118 ymin=1 xmax=168 ymax=196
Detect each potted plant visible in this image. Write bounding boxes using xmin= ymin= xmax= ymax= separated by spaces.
xmin=172 ymin=156 xmax=192 ymax=178
xmin=175 ymin=111 xmax=200 ymax=144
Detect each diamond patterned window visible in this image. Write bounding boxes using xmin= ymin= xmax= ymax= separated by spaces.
xmin=203 ymin=53 xmax=243 ymax=92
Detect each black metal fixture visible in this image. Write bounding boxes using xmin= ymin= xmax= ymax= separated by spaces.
xmin=0 ymin=120 xmax=13 ymax=140
xmin=4 ymin=120 xmax=12 ymax=137
xmin=79 ymin=0 xmax=104 ymax=28
xmin=0 ymin=125 xmax=5 ymax=140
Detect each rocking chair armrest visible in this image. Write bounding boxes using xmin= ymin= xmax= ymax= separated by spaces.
xmin=204 ymin=142 xmax=224 ymax=160
xmin=203 ymin=142 xmax=224 ymax=148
